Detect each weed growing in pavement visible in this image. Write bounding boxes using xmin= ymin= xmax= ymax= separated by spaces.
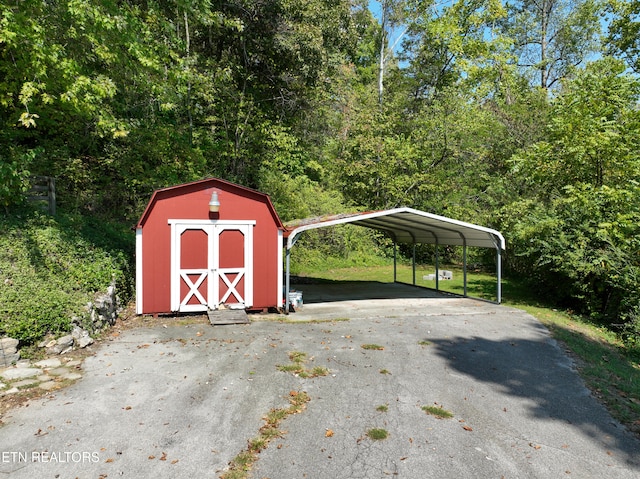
xmin=221 ymin=391 xmax=311 ymax=479
xmin=422 ymin=405 xmax=454 ymax=419
xmin=361 ymin=344 xmax=384 ymax=350
xmin=277 ymin=351 xmax=329 ymax=378
xmin=366 ymin=428 xmax=389 ymax=440
xmin=376 ymin=404 xmax=389 ymax=412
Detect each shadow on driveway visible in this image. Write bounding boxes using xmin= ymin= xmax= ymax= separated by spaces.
xmin=430 ymin=334 xmax=640 ymax=467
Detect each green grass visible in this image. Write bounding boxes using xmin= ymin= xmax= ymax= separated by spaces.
xmin=298 ymin=262 xmax=502 ymax=302
xmin=277 ymin=351 xmax=330 ymax=378
xmin=221 ymin=391 xmax=311 ymax=479
xmin=422 ymin=405 xmax=454 ymax=419
xmin=366 ymin=428 xmax=389 ymax=440
xmin=361 ymin=344 xmax=384 ymax=350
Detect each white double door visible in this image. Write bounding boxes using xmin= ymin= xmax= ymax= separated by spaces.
xmin=170 ymin=220 xmax=254 ymax=312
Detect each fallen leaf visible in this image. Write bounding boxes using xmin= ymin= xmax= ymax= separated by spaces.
xmin=325 ymin=429 xmax=334 ymax=437
xmin=160 ymin=452 xmax=167 ymax=461
xmin=148 ymin=455 xmax=156 ymax=460
xmin=171 ymin=459 xmax=179 ymax=464
xmin=462 ymin=425 xmax=473 ymax=432
xmin=123 ymin=406 xmax=132 ymax=410
xmin=105 ymin=458 xmax=114 ymax=463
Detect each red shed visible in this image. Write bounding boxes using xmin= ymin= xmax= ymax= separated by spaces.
xmin=135 ymin=178 xmax=284 ymax=315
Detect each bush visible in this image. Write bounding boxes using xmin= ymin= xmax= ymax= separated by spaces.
xmin=0 ymin=209 xmax=134 ymax=344
xmin=500 ymin=184 xmax=640 ymax=344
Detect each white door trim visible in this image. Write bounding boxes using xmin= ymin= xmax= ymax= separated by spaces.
xmin=169 ymin=220 xmax=255 ymax=312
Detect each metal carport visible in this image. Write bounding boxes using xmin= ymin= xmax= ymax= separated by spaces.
xmin=284 ymin=207 xmax=506 ymax=310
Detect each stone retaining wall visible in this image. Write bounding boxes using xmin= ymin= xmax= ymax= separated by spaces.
xmin=1 ymin=282 xmax=121 ymax=366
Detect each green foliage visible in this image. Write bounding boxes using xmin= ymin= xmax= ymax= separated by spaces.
xmin=0 ymin=209 xmax=133 ymax=344
xmin=503 ymin=185 xmax=640 ymax=319
xmin=0 ymin=148 xmax=37 ymax=208
xmin=607 ymin=0 xmax=640 ymax=73
xmin=501 ymin=0 xmax=603 ymax=89
xmin=1 ymin=0 xmax=639 ymax=353
xmin=500 ymin=60 xmax=640 ymax=338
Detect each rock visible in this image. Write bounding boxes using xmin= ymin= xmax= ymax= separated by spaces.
xmin=34 ymin=358 xmax=62 ymax=369
xmin=0 ymin=337 xmax=20 ymax=368
xmin=59 ymin=346 xmax=73 ymax=355
xmin=77 ymin=336 xmax=94 ymax=348
xmin=62 ymin=372 xmax=82 ymax=381
xmin=47 ymin=334 xmax=74 ymax=355
xmin=71 ymin=326 xmax=83 ymax=340
xmin=0 ymin=352 xmax=20 ymax=368
xmin=0 ymin=367 xmax=43 ymax=381
xmin=57 ymin=334 xmax=74 ymax=348
xmin=0 ymin=337 xmax=18 ymax=351
xmin=12 ymin=378 xmax=39 ymax=388
xmin=90 ymin=281 xmax=119 ymax=329
xmin=39 ymin=381 xmax=58 ymax=391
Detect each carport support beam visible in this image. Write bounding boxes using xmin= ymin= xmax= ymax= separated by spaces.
xmin=497 ymin=246 xmax=502 ymax=304
xmin=463 ymin=240 xmax=468 ymax=297
xmin=435 ymin=239 xmax=439 ymax=292
xmin=412 ymin=243 xmax=416 ymax=285
xmin=285 ymin=248 xmax=291 ymax=314
xmin=393 ymin=241 xmax=397 ymax=282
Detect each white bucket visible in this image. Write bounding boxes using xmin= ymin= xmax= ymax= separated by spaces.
xmin=288 ymin=291 xmax=303 ymax=309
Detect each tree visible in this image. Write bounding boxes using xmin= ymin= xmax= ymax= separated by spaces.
xmin=501 ymin=58 xmax=640 ymax=323
xmin=509 ymin=58 xmax=640 ymax=195
xmin=370 ymin=0 xmax=410 ymax=105
xmin=401 ymin=0 xmax=511 ymax=104
xmin=607 ymin=0 xmax=640 ymax=73
xmin=501 ymin=0 xmax=603 ymax=90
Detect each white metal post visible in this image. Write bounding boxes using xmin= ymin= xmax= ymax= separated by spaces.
xmin=463 ymin=240 xmax=468 ymax=297
xmin=285 ymin=247 xmax=291 ymax=313
xmin=412 ymin=242 xmax=416 ymax=285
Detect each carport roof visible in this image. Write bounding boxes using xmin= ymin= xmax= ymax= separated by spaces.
xmin=285 ymin=207 xmax=505 ymax=250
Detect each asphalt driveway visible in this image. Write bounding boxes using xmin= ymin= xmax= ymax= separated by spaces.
xmin=0 ymin=283 xmax=638 ymax=478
